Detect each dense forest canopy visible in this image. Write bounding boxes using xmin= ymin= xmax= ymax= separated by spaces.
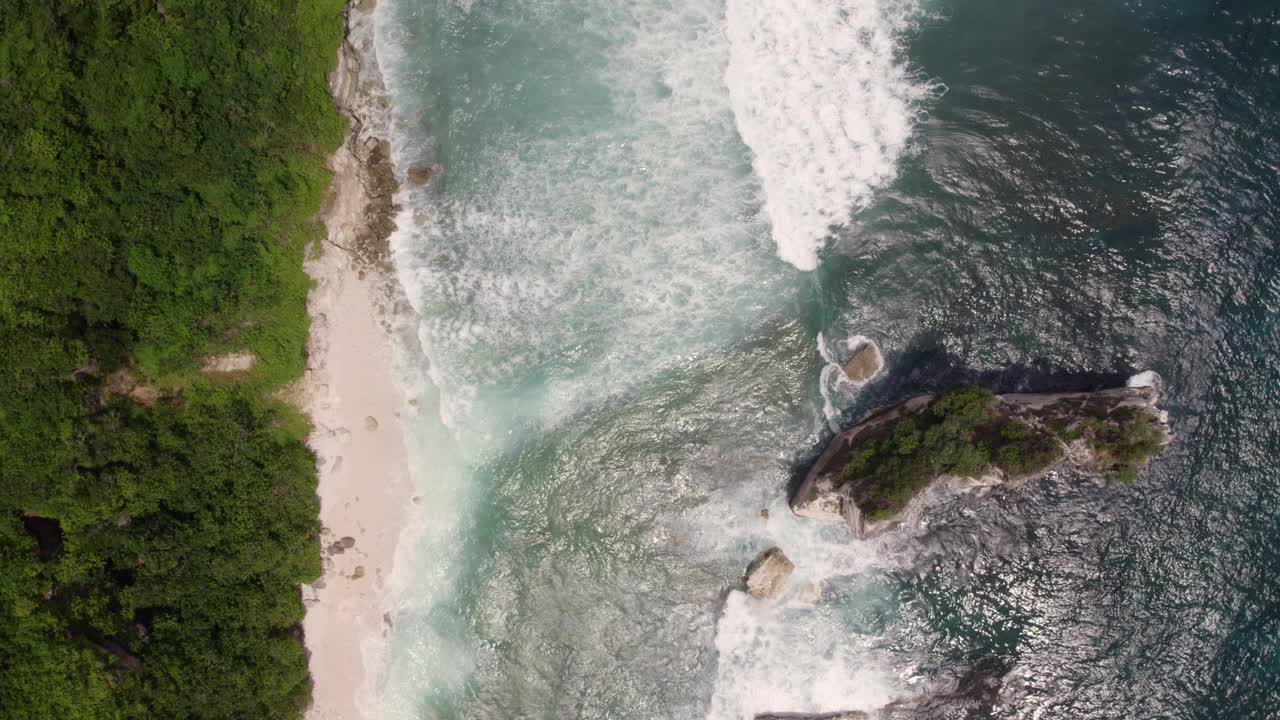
xmin=0 ymin=0 xmax=346 ymax=717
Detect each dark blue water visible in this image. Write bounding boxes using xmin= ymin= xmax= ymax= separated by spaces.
xmin=830 ymin=1 xmax=1280 ymax=716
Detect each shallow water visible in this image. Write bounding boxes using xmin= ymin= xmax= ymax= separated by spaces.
xmin=373 ymin=0 xmax=1280 ymax=718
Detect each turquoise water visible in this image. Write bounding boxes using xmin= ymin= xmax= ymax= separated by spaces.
xmin=373 ymin=0 xmax=1280 ymax=718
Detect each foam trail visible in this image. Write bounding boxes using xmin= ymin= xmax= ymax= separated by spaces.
xmin=726 ymin=0 xmax=933 ymax=270
xmin=708 ymin=593 xmax=900 ymax=720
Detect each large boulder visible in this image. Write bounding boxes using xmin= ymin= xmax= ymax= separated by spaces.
xmin=745 ymin=548 xmax=795 ymax=599
xmin=843 ymin=341 xmax=883 ymax=382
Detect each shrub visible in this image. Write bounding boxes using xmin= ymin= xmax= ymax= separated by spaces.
xmin=0 ymin=1 xmax=345 ymax=717
xmin=840 ymin=387 xmax=1072 ymax=521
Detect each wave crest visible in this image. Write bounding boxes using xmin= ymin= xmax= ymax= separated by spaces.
xmin=726 ymin=0 xmax=935 ymax=270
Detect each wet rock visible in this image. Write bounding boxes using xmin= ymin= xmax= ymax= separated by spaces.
xmin=791 ymin=476 xmax=846 ymax=524
xmin=878 ymin=658 xmax=1009 ymax=719
xmin=339 ymin=536 xmax=356 ymax=548
xmin=407 ymin=163 xmax=439 ymax=185
xmin=843 ymin=341 xmax=882 ymax=382
xmin=745 ymin=547 xmax=795 ymax=599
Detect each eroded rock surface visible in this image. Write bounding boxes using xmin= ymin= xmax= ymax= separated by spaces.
xmin=843 ymin=341 xmax=883 ymax=382
xmin=745 ymin=547 xmax=795 ymax=599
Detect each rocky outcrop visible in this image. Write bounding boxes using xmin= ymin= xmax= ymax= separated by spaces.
xmin=792 ymin=385 xmax=1170 ymax=539
xmin=745 ymin=547 xmax=795 ymax=599
xmin=101 ymin=368 xmax=162 ymax=408
xmin=407 ymin=163 xmax=440 ymax=185
xmin=843 ymin=341 xmax=882 ymax=382
xmin=322 ymin=5 xmax=399 ymax=270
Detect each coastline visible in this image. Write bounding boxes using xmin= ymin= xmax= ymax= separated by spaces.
xmin=301 ymin=2 xmax=412 ymax=718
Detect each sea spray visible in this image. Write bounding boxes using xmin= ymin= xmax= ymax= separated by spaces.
xmin=692 ymin=496 xmax=907 ymax=719
xmin=370 ymin=0 xmax=806 ymax=715
xmin=378 ymin=0 xmax=796 ymax=442
xmin=725 ymin=0 xmax=936 ymax=270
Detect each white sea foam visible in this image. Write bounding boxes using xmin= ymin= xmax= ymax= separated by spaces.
xmin=378 ymin=0 xmax=796 ymax=445
xmin=1126 ymin=370 xmax=1161 ymax=389
xmin=818 ymin=333 xmax=883 ymax=427
xmin=371 ymin=0 xmax=924 ymax=715
xmin=707 ymin=592 xmax=901 ymax=720
xmin=371 ymin=0 xmax=800 ymax=714
xmin=726 ymin=0 xmax=935 ymax=270
xmin=691 ymin=495 xmax=907 ymax=719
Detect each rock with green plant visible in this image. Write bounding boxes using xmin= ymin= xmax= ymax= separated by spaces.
xmin=792 ymin=384 xmax=1170 ymax=538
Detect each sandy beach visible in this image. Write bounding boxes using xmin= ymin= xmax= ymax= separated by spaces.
xmin=300 ymin=3 xmax=410 ymax=718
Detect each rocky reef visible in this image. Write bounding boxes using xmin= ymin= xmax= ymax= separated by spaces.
xmin=792 ymin=385 xmax=1169 ymax=539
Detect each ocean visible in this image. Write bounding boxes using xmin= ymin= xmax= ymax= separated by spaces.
xmin=368 ymin=0 xmax=1280 ymax=717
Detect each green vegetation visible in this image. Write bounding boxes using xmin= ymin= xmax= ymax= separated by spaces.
xmin=0 ymin=1 xmax=346 ymax=718
xmin=1073 ymin=406 xmax=1165 ymax=483
xmin=839 ymin=387 xmax=1164 ymax=522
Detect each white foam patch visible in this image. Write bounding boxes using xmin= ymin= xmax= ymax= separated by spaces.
xmin=378 ymin=0 xmax=797 ymax=448
xmin=726 ymin=0 xmax=935 ymax=270
xmin=707 ymin=592 xmax=901 ymax=720
xmin=1126 ymin=370 xmax=1161 ymax=389
xmin=689 ymin=495 xmax=906 ymax=719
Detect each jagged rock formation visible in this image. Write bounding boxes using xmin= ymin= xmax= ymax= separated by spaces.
xmin=793 ymin=385 xmax=1169 ymax=539
xmin=323 ymin=7 xmax=399 ymax=270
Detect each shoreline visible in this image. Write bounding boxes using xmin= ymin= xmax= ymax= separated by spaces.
xmin=301 ymin=2 xmax=412 ymax=718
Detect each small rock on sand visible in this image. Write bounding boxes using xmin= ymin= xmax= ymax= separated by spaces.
xmin=351 ymin=566 xmax=366 ymax=580
xmin=339 ymin=536 xmax=356 ymax=548
xmin=364 ymin=415 xmax=379 ymax=431
xmin=745 ymin=547 xmax=795 ymax=599
xmin=843 ymin=341 xmax=882 ymax=382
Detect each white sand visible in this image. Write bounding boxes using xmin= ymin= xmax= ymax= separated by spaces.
xmin=299 ymin=96 xmax=411 ymax=720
